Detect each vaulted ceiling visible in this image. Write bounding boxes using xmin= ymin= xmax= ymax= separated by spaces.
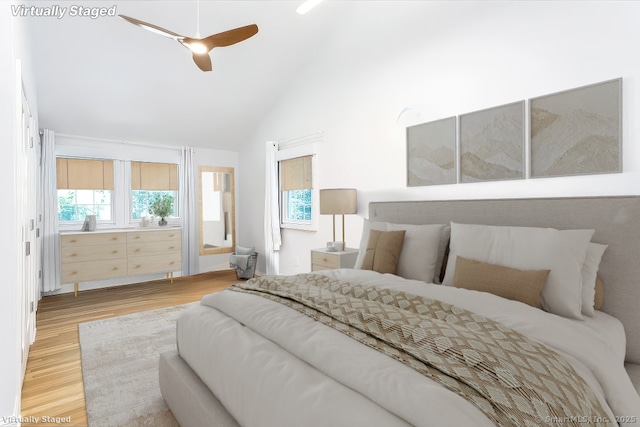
xmin=23 ymin=0 xmax=358 ymax=151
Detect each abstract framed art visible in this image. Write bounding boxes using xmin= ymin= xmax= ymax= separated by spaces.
xmin=459 ymin=101 xmax=525 ymax=183
xmin=530 ymin=78 xmax=622 ymax=178
xmin=406 ymin=116 xmax=456 ymax=186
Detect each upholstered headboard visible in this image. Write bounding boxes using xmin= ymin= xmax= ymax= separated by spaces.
xmin=369 ymin=196 xmax=640 ymax=365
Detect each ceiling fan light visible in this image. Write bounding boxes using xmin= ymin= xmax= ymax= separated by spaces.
xmin=188 ymin=41 xmax=208 ymax=54
xmin=296 ymin=0 xmax=325 ymax=15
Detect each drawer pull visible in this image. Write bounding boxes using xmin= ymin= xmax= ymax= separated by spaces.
xmin=112 ymin=267 xmax=119 ymax=271
xmin=70 ymin=253 xmax=78 ymax=257
xmin=112 ymin=250 xmax=118 ymax=254
xmin=70 ymin=239 xmax=77 ymax=243
xmin=135 ymin=264 xmax=141 ymax=269
xmin=134 ymin=236 xmax=141 ymax=239
xmin=134 ymin=249 xmax=141 ymax=253
xmin=169 ymin=246 xmax=175 ymax=250
xmin=169 ymin=261 xmax=175 ymax=265
xmin=111 ymin=237 xmax=118 ymax=240
xmin=71 ymin=271 xmax=77 ymax=275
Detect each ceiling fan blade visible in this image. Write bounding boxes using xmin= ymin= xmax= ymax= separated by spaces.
xmin=192 ymin=53 xmax=213 ymax=72
xmin=201 ymin=24 xmax=259 ymax=51
xmin=118 ymin=14 xmax=184 ymax=40
xmin=120 ymin=15 xmax=255 ymax=72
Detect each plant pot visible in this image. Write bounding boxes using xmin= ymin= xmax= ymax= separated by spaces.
xmin=158 ymin=218 xmax=167 ymax=226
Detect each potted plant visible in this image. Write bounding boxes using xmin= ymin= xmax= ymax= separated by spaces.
xmin=150 ymin=194 xmax=174 ymax=226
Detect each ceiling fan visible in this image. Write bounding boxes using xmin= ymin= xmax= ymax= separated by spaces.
xmin=118 ymin=13 xmax=258 ymax=72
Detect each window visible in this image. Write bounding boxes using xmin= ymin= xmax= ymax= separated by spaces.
xmin=276 ymin=132 xmax=321 ymax=231
xmin=280 ymin=155 xmax=313 ymax=224
xmin=284 ymin=189 xmax=312 ymax=222
xmin=56 ymin=158 xmax=114 ymax=223
xmin=131 ymin=190 xmax=176 ymax=219
xmin=130 ymin=162 xmax=179 ymax=220
xmin=58 ymin=189 xmax=112 ymax=221
xmin=55 ymin=157 xmax=181 ymax=226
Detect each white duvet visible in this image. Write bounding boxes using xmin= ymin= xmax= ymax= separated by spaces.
xmin=176 ymin=270 xmax=640 ymax=427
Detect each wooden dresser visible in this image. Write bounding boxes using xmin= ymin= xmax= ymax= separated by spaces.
xmin=61 ymin=228 xmax=182 ymax=296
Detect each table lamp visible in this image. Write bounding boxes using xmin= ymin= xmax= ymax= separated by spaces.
xmin=320 ymin=188 xmax=357 ymax=249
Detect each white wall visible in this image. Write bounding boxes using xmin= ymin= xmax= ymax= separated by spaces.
xmin=238 ymin=1 xmax=640 ymax=276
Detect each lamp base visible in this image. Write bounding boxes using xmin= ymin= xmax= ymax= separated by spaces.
xmin=326 ymin=241 xmax=344 ymax=252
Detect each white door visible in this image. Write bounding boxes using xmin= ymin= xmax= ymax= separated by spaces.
xmin=17 ymin=73 xmax=38 ymax=379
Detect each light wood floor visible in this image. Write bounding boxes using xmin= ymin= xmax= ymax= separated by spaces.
xmin=20 ymin=270 xmax=238 ymax=427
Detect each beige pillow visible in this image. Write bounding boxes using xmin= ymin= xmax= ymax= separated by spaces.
xmin=361 ymin=230 xmax=406 ymax=274
xmin=453 ymin=256 xmax=550 ymax=308
xmin=594 ymin=275 xmax=604 ymax=311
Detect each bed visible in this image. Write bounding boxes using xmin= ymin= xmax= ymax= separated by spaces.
xmin=160 ymin=196 xmax=640 ymax=426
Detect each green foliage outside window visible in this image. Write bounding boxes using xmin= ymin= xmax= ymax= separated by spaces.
xmin=132 ymin=190 xmax=176 ymax=219
xmin=57 ymin=190 xmax=112 ymax=222
xmin=285 ymin=189 xmax=312 ymax=222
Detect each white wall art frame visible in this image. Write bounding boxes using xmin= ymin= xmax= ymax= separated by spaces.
xmin=530 ymin=78 xmax=622 ymax=178
xmin=406 ymin=116 xmax=456 ymax=186
xmin=459 ymin=101 xmax=525 ymax=183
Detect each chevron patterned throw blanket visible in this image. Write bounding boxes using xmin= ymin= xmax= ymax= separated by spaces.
xmin=229 ymin=274 xmax=613 ymax=427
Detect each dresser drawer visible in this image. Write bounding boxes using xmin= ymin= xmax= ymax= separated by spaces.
xmin=61 ymin=242 xmax=127 ymax=264
xmin=128 ymin=240 xmax=182 ymax=257
xmin=128 ymin=254 xmax=182 ymax=275
xmin=62 ymin=259 xmax=127 ymax=283
xmin=127 ymin=230 xmax=181 ymax=244
xmin=61 ymin=232 xmax=124 ymax=247
xmin=311 ymin=251 xmax=341 ymax=269
xmin=311 ymin=264 xmax=334 ymax=272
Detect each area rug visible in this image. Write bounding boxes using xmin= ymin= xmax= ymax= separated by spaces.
xmin=79 ymin=302 xmax=198 ymax=427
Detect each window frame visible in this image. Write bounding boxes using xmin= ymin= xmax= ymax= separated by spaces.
xmin=57 ymin=188 xmax=116 ymax=225
xmin=127 ymin=161 xmax=181 ymax=227
xmin=56 ymin=157 xmax=117 ymax=227
xmin=56 ymin=158 xmax=181 ymax=231
xmin=130 ymin=189 xmax=180 ymax=222
xmin=281 ymin=189 xmax=313 ymax=225
xmin=277 ymin=143 xmax=318 ymax=232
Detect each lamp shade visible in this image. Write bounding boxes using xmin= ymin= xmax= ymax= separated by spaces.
xmin=320 ymin=189 xmax=357 ymax=215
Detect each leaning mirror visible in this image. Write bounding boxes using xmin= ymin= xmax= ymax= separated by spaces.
xmin=199 ymin=166 xmax=235 ymax=255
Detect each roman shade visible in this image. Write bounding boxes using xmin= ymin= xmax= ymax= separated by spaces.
xmin=56 ymin=158 xmax=114 ymax=190
xmin=280 ymin=155 xmax=312 ymax=191
xmin=131 ymin=161 xmax=179 ymax=191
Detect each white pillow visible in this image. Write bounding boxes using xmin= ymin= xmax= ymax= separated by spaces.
xmin=355 ymin=220 xmax=446 ymax=283
xmin=442 ymin=222 xmax=594 ymax=320
xmin=581 ymin=243 xmax=608 ymax=317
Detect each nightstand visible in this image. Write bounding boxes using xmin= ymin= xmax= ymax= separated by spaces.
xmin=311 ymin=248 xmax=359 ymax=271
